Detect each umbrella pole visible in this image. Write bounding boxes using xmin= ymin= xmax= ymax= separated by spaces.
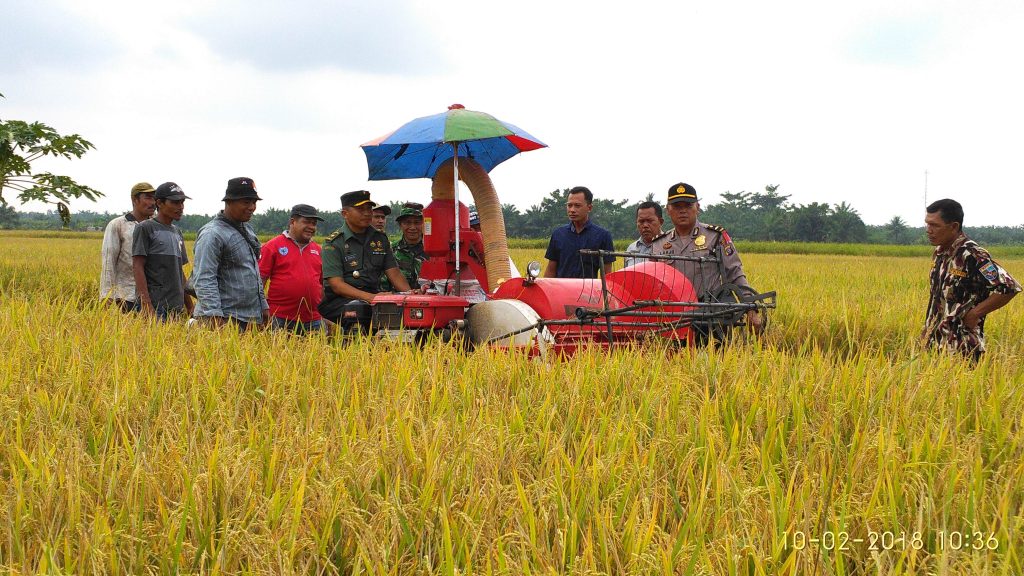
xmin=452 ymin=142 xmax=461 ymax=296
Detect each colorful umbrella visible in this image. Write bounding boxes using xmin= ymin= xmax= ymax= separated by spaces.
xmin=360 ymin=104 xmax=546 ymax=181
xmin=360 ymin=104 xmax=545 ymax=295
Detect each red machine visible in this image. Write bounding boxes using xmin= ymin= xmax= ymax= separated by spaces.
xmin=370 ymin=202 xmax=775 ymax=354
xmin=420 ymin=199 xmax=489 ymax=292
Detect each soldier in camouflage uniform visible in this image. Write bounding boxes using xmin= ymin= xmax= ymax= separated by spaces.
xmin=922 ymin=199 xmax=1020 ymax=361
xmin=381 ymin=203 xmax=426 ymax=291
xmin=653 ymin=182 xmax=762 ymax=334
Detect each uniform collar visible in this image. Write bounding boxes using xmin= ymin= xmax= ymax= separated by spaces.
xmin=338 ymin=221 xmax=374 ymax=243
xmin=936 ymin=232 xmax=969 ymax=257
xmin=668 ymin=224 xmax=700 ymax=240
xmin=396 ymin=237 xmax=423 ymax=249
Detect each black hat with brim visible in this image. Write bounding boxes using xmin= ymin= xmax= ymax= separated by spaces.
xmin=667 ymin=182 xmax=699 ymax=204
xmin=341 ymin=190 xmax=376 ymax=208
xmin=223 ymin=177 xmax=263 ymax=201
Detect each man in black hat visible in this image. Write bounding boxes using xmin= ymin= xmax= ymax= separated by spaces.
xmin=132 ymin=182 xmax=193 ymax=320
xmin=372 ymin=204 xmax=392 ymax=233
xmin=259 ymin=204 xmax=326 ymax=333
xmin=653 ymin=182 xmax=762 ymax=333
xmin=319 ymin=190 xmax=410 ymax=329
xmin=191 ymin=177 xmax=270 ymax=329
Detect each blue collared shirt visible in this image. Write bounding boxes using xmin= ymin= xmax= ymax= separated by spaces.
xmin=191 ymin=215 xmax=269 ymax=322
xmin=544 ymin=219 xmax=615 ymax=278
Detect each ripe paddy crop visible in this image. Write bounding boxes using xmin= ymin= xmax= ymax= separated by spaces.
xmin=0 ymin=231 xmax=1021 ymax=575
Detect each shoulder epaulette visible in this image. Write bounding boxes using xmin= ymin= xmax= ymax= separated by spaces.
xmin=325 ymin=229 xmax=342 ymax=243
xmin=652 ymin=231 xmax=669 ymax=242
xmin=704 ymin=224 xmax=726 ymax=233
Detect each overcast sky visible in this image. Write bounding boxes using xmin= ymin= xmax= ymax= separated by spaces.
xmin=3 ymin=0 xmax=1023 ymax=226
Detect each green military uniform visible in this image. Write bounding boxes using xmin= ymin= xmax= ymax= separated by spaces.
xmin=319 ymin=220 xmax=397 ymax=319
xmin=381 ymin=237 xmax=425 ymax=291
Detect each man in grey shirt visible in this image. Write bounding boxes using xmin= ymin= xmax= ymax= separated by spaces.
xmin=132 ymin=182 xmax=193 ymax=320
xmin=191 ymin=177 xmax=270 ymax=329
xmin=624 ymin=200 xmax=665 ymax=268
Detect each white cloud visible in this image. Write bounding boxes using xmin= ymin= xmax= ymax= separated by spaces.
xmin=3 ymin=0 xmax=1023 ymax=227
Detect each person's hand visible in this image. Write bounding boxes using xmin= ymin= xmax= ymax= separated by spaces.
xmin=262 ymin=309 xmax=271 ymax=326
xmin=962 ymin=308 xmax=981 ymax=330
xmin=139 ymin=299 xmax=155 ymax=317
xmin=746 ymin=309 xmax=764 ymax=334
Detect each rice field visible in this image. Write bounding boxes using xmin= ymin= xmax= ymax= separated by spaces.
xmin=0 ymin=231 xmax=1022 ymax=575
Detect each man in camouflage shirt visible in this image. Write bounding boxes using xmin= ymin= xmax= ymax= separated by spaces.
xmin=923 ymin=199 xmax=1020 ymax=361
xmin=381 ymin=203 xmax=426 ymax=291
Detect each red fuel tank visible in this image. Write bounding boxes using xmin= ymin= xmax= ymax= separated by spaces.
xmin=422 ymin=199 xmax=470 ymax=257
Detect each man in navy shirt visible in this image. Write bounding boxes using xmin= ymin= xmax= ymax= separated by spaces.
xmin=543 ymin=186 xmax=616 ymax=278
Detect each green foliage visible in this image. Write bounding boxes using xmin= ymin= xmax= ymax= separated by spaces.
xmin=885 ymin=216 xmax=910 ymax=244
xmin=0 ymin=204 xmax=18 ymax=229
xmin=0 ymin=96 xmax=102 ymax=226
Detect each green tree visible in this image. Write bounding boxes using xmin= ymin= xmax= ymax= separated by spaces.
xmin=0 ymin=93 xmax=102 ymax=226
xmin=827 ymin=202 xmax=867 ymax=243
xmin=885 ymin=216 xmax=909 ymax=244
xmin=790 ymin=202 xmax=831 ymax=242
xmin=0 ymin=204 xmax=19 ymax=229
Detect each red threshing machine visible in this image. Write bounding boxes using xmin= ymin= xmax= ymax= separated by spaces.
xmin=358 ymin=105 xmax=775 ymax=353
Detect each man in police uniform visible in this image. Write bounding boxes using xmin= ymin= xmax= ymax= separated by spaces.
xmin=653 ymin=182 xmax=762 ymax=332
xmin=319 ymin=190 xmax=411 ymax=327
xmin=381 ymin=202 xmax=426 ymax=291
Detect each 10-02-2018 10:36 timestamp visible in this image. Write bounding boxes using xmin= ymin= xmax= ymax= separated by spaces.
xmin=781 ymin=530 xmax=1000 ymax=552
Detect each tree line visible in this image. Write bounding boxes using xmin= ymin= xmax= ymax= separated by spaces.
xmin=3 ymin=187 xmax=1023 ymax=246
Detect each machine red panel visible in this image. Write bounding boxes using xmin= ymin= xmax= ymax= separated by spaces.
xmin=371 ymin=294 xmax=469 ymax=329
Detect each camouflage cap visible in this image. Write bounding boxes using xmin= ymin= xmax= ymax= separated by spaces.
xmin=396 ymin=203 xmax=424 ymax=221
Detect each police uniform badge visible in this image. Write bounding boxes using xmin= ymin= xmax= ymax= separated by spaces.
xmin=694 ymin=234 xmax=706 ymax=249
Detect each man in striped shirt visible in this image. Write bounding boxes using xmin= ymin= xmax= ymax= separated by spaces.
xmin=191 ymin=177 xmax=270 ymax=329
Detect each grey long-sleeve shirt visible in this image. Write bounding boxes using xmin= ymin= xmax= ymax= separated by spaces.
xmin=191 ymin=216 xmax=269 ymax=322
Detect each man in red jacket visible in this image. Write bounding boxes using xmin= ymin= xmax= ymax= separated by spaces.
xmin=259 ymin=204 xmax=325 ymax=333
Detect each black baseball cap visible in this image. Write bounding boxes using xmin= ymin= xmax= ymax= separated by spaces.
xmin=667 ymin=182 xmax=699 ymax=204
xmin=290 ymin=204 xmax=324 ymax=221
xmin=154 ymin=182 xmax=190 ymax=201
xmin=341 ymin=190 xmax=376 ymax=208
